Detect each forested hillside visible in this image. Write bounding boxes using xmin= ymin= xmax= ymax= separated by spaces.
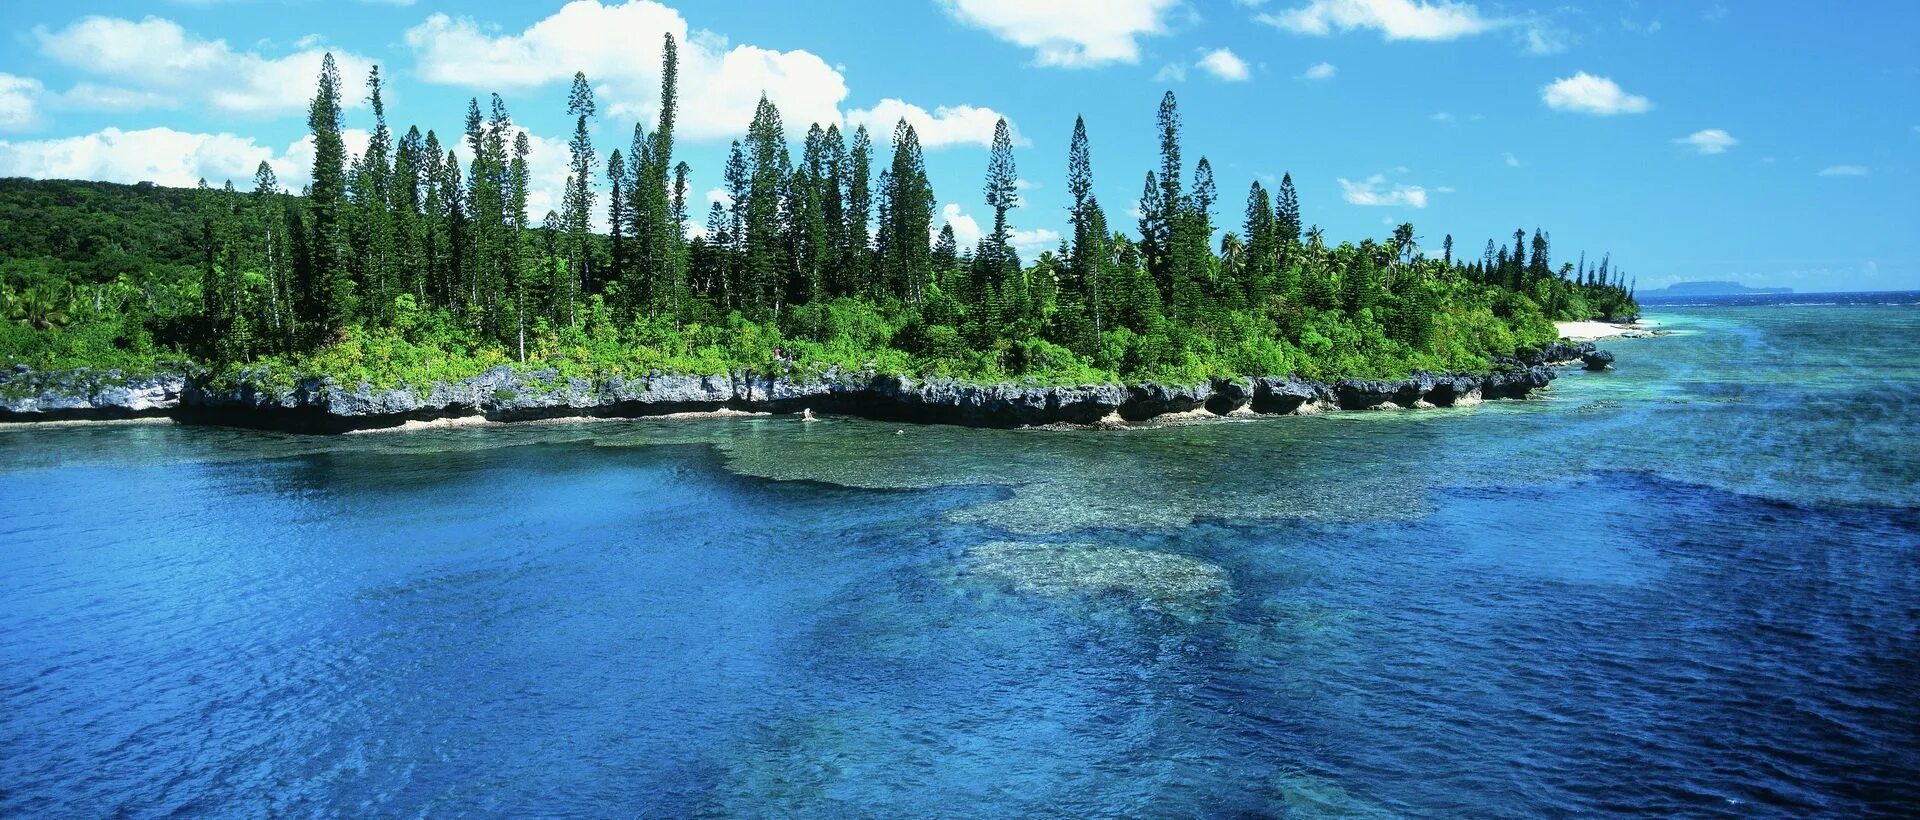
xmin=0 ymin=35 xmax=1639 ymax=389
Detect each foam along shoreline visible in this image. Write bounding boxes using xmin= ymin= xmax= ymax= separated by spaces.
xmin=1557 ymin=319 xmax=1659 ymax=342
xmin=0 ymin=342 xmax=1609 ymax=434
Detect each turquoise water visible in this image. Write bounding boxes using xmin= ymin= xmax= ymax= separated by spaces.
xmin=3 ymin=298 xmax=1917 ymax=816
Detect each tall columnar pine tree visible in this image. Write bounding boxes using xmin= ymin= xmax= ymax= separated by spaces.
xmin=606 ymin=149 xmax=628 ymax=290
xmin=845 ymin=126 xmax=874 ymax=295
xmin=304 ymin=53 xmax=349 ymax=344
xmin=508 ymin=131 xmax=533 ymax=360
xmin=742 ymin=95 xmax=790 ymax=314
xmin=1242 ymin=181 xmax=1276 ymax=306
xmin=563 ymin=72 xmax=597 ymax=324
xmin=1275 ymin=172 xmax=1301 ymax=258
xmin=1065 ymin=115 xmax=1105 ymax=345
xmin=982 ymin=117 xmax=1019 ymax=287
xmin=879 ymin=119 xmax=933 ymax=303
xmin=721 ymin=140 xmax=749 ymax=307
xmin=349 ymin=66 xmax=396 ymax=321
xmin=1151 ymin=90 xmax=1182 ymax=286
xmin=392 ymin=126 xmax=425 ymax=301
xmin=819 ymin=125 xmax=849 ymax=295
xmin=178 ymin=66 xmax=1637 ymax=377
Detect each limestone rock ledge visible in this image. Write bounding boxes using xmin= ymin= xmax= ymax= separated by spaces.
xmin=0 ymin=343 xmax=1608 ymax=433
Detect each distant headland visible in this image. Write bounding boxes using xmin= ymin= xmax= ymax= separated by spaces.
xmin=1639 ymin=281 xmax=1792 ymax=297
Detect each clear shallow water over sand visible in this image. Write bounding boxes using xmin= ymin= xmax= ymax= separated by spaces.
xmin=3 ymin=297 xmax=1917 ymax=816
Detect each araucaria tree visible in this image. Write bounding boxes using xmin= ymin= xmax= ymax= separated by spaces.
xmin=75 ymin=56 xmax=1634 ymax=387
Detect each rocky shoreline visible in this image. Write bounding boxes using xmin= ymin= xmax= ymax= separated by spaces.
xmin=0 ymin=342 xmax=1613 ymax=433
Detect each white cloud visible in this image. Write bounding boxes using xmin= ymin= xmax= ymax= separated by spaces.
xmin=1258 ymin=0 xmax=1495 ymax=41
xmin=845 ymin=99 xmax=1023 ymax=149
xmin=0 ymin=74 xmax=44 ymax=131
xmin=0 ymin=127 xmax=278 ymax=188
xmin=935 ymin=202 xmax=1061 ymax=256
xmin=1302 ymin=61 xmax=1337 ymax=80
xmin=1518 ymin=22 xmax=1571 ymax=55
xmin=939 ymin=203 xmax=983 ymax=248
xmin=1817 ymin=165 xmax=1867 ymax=177
xmin=404 ymin=1 xmax=847 ymax=140
xmin=1673 ymin=128 xmax=1736 ymax=155
xmin=1430 ymin=111 xmax=1454 ymax=122
xmin=0 ymin=121 xmax=605 ymax=229
xmin=940 ymin=0 xmax=1180 ymax=68
xmin=0 ymin=72 xmax=182 ymax=131
xmin=1259 ymin=0 xmax=1567 ymax=55
xmin=36 ymin=15 xmax=377 ymax=116
xmin=1338 ymin=173 xmax=1427 ymax=208
xmin=1154 ymin=63 xmax=1188 ymax=83
xmin=1541 ymin=72 xmax=1651 ymax=115
xmin=1504 ymin=151 xmax=1520 ymax=167
xmin=1197 ymin=48 xmax=1252 ymax=81
xmin=1010 ymin=226 xmax=1064 ymax=255
xmin=274 ymin=128 xmax=372 ymax=188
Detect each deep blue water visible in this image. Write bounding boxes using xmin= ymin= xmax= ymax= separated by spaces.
xmin=3 ymin=300 xmax=1918 ymax=817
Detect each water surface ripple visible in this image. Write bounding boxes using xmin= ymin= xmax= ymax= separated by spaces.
xmin=2 ymin=299 xmax=1917 ymax=816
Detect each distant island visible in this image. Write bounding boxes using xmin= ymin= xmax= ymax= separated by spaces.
xmin=1640 ymin=281 xmax=1791 ymax=297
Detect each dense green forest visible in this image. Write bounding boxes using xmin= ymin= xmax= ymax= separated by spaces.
xmin=0 ymin=36 xmax=1638 ymax=389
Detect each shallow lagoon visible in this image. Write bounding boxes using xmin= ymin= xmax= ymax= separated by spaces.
xmin=3 ymin=300 xmax=1917 ymax=816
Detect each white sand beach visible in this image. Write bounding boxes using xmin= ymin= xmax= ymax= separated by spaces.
xmin=1556 ymin=319 xmax=1659 ymax=342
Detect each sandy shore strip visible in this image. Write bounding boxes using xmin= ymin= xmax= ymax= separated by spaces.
xmin=0 ymin=416 xmax=177 ymax=431
xmin=344 ymin=407 xmax=772 ymax=434
xmin=1556 ymin=319 xmax=1660 ymax=342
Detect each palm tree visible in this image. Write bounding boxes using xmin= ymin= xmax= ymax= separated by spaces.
xmin=5 ymin=284 xmax=76 ymax=330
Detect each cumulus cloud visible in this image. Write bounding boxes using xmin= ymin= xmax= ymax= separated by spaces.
xmin=1817 ymin=165 xmax=1867 ymax=177
xmin=1010 ymin=227 xmax=1064 ymax=255
xmin=0 ymin=127 xmax=280 ymax=188
xmin=1541 ymin=72 xmax=1651 ymax=115
xmin=1673 ymin=128 xmax=1736 ymax=155
xmin=35 ymin=15 xmax=376 ymax=116
xmin=939 ymin=203 xmax=983 ymax=248
xmin=1302 ymin=61 xmax=1337 ymax=80
xmin=1258 ymin=0 xmax=1495 ymax=41
xmin=939 ymin=0 xmax=1180 ymax=68
xmin=845 ymin=99 xmax=1023 ymax=149
xmin=1338 ymin=173 xmax=1427 ymax=208
xmin=0 ymin=72 xmax=183 ymax=131
xmin=0 ymin=124 xmax=586 ymax=225
xmin=1197 ymin=48 xmax=1252 ymax=81
xmin=0 ymin=74 xmax=44 ymax=131
xmin=936 ymin=203 xmax=1061 ymax=256
xmin=404 ymin=1 xmax=847 ymax=140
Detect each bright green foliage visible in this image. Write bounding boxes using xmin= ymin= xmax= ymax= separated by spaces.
xmin=1 ymin=60 xmax=1636 ymax=390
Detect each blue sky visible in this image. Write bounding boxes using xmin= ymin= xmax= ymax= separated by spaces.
xmin=2 ymin=0 xmax=1916 ymax=291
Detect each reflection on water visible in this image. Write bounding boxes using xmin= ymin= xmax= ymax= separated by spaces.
xmin=1 ymin=302 xmax=1917 ymax=816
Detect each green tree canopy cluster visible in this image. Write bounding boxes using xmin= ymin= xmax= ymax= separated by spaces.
xmin=2 ymin=38 xmax=1638 ymax=388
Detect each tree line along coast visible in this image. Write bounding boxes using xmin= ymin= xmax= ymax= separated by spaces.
xmin=0 ymin=34 xmax=1638 ymax=422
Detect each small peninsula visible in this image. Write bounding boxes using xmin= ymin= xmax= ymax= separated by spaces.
xmin=1 ymin=38 xmax=1638 ymax=431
